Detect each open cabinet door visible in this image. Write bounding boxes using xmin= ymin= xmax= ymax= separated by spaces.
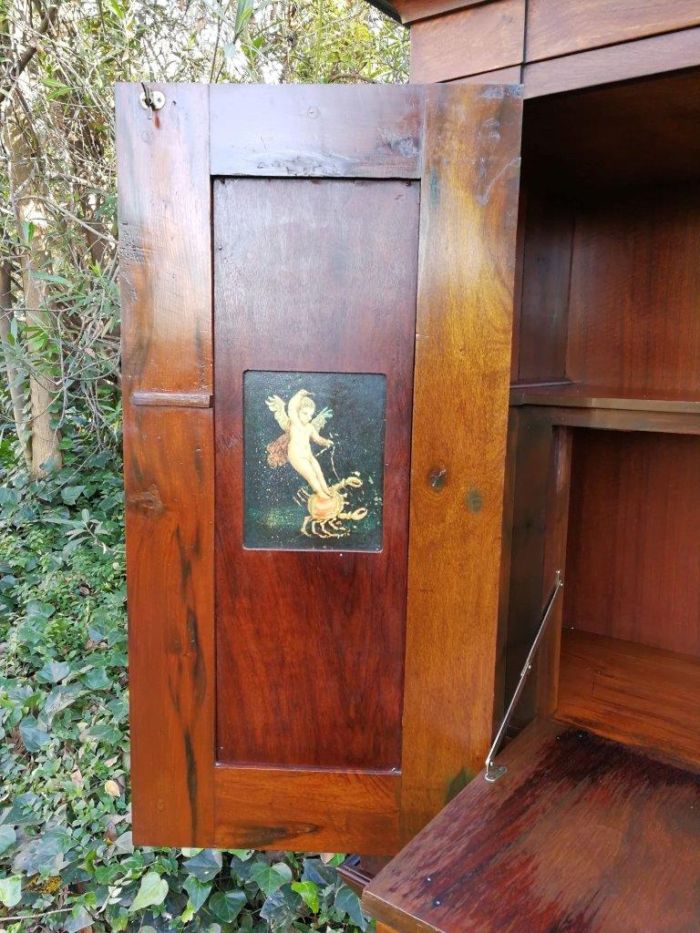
xmin=116 ymin=82 xmax=522 ymax=853
xmin=363 ymin=717 xmax=700 ymax=931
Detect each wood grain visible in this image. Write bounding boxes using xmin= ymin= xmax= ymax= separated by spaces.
xmin=566 ymin=185 xmax=700 ymax=394
xmin=523 ymin=72 xmax=700 ymax=193
xmin=364 ymin=718 xmax=700 ymax=932
xmin=536 ymin=428 xmax=571 ymax=716
xmin=116 ymin=83 xmax=212 ymax=396
xmin=523 ymin=27 xmax=700 ymax=98
xmin=401 ymin=83 xmax=522 ymax=840
xmin=214 ymin=766 xmax=400 ymax=854
xmin=558 ymin=631 xmax=700 ymax=769
xmin=511 ymin=385 xmax=700 ymax=413
xmin=565 ymin=430 xmax=700 ymax=657
xmin=391 ymin=0 xmax=492 ymax=24
xmin=451 ymin=65 xmax=522 ymax=85
xmin=116 ymin=84 xmax=215 ymax=846
xmin=515 ymin=191 xmax=573 ymax=384
xmin=527 ymin=0 xmax=700 ymax=62
xmin=410 ymin=0 xmax=525 ymax=83
xmin=210 ymin=84 xmax=424 ymax=179
xmin=537 ymin=405 xmax=700 ymax=436
xmin=214 ymin=178 xmax=418 ymax=770
xmin=500 ymin=410 xmax=555 ymax=729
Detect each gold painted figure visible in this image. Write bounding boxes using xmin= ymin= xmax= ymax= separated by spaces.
xmin=265 ymin=388 xmax=368 ymax=539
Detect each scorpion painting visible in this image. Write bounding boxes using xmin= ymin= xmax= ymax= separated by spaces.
xmin=243 ymin=371 xmax=386 ymax=551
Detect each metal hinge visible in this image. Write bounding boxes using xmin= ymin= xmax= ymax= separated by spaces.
xmin=485 ymin=570 xmax=564 ymax=783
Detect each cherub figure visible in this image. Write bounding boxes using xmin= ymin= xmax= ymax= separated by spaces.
xmin=265 ymin=389 xmax=334 ymax=499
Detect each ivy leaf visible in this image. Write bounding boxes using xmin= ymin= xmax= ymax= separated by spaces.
xmin=335 ymin=886 xmax=368 ymax=931
xmin=42 ymin=683 xmax=84 ymax=724
xmin=12 ymin=827 xmax=71 ymax=876
xmin=19 ymin=716 xmax=51 ymax=753
xmin=129 ymin=871 xmax=168 ymax=912
xmin=0 ymin=826 xmax=16 ymax=856
xmin=292 ymin=880 xmax=320 ymax=913
xmin=37 ymin=660 xmax=72 ymax=683
xmin=302 ymin=857 xmax=336 ymax=886
xmin=260 ymin=886 xmax=301 ymax=930
xmin=81 ymin=666 xmax=111 ymax=690
xmin=209 ymin=889 xmax=247 ymax=923
xmin=63 ymin=906 xmax=94 ymax=932
xmin=0 ymin=875 xmax=21 ymax=908
xmin=250 ymin=861 xmax=293 ymax=896
xmin=60 ymin=485 xmax=85 ymax=505
xmin=183 ymin=848 xmax=222 ymax=882
xmin=183 ymin=875 xmax=211 ymax=912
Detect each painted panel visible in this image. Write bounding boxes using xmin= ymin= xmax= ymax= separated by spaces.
xmin=243 ymin=370 xmax=386 ymax=551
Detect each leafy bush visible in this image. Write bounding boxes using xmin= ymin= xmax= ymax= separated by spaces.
xmin=0 ymin=434 xmax=369 ymax=931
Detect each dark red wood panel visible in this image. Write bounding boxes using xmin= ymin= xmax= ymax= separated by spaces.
xmin=558 ymin=630 xmax=700 ymax=768
xmin=567 ymin=185 xmax=700 ymax=394
xmin=116 ymin=83 xmax=215 ymax=846
xmin=565 ymin=429 xmax=700 ymax=657
xmin=214 ymin=178 xmax=419 ymax=769
xmin=210 ymin=84 xmax=424 ymax=179
xmin=364 ymin=718 xmax=700 ymax=932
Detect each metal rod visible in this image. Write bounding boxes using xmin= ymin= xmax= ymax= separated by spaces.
xmin=484 ymin=570 xmax=564 ymax=782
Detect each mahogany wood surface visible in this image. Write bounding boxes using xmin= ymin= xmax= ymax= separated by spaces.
xmin=214 ymin=767 xmax=400 ymax=853
xmin=566 ymin=185 xmax=700 ymax=393
xmin=523 ymin=72 xmax=700 ymax=192
xmin=391 ymin=0 xmax=490 ymax=25
xmin=526 ymin=0 xmax=700 ymax=62
xmin=410 ymin=0 xmax=525 ymax=83
xmin=533 ymin=405 xmax=700 ymax=436
xmin=364 ymin=718 xmax=700 ymax=932
xmin=565 ymin=430 xmax=700 ymax=657
xmin=536 ymin=428 xmax=570 ymax=717
xmin=338 ymin=855 xmax=391 ymax=897
xmin=450 ymin=65 xmax=521 ymax=85
xmin=116 ymin=84 xmax=215 ymax=846
xmin=119 ymin=82 xmax=524 ymax=852
xmin=558 ymin=631 xmax=700 ymax=770
xmin=500 ymin=410 xmax=554 ymax=727
xmin=523 ymin=27 xmax=700 ymax=99
xmin=215 ymin=177 xmax=418 ymax=770
xmin=515 ymin=191 xmax=573 ymax=384
xmin=400 ymin=84 xmax=522 ymax=840
xmin=511 ymin=385 xmax=700 ymax=413
xmin=210 ymin=84 xmax=424 ymax=179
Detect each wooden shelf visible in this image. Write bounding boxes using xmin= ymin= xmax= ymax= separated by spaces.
xmin=557 ymin=630 xmax=700 ymax=770
xmin=364 ymin=717 xmax=700 ymax=932
xmin=510 ymin=382 xmax=700 ymax=413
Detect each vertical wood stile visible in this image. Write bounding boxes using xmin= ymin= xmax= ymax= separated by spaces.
xmin=116 ymin=84 xmax=215 ymax=845
xmin=401 ymin=83 xmax=523 ymax=840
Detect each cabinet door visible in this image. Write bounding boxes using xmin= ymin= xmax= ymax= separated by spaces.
xmin=116 ymin=82 xmax=522 ymax=853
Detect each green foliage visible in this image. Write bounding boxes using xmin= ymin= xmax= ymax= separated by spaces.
xmin=0 ymin=441 xmax=370 ymax=930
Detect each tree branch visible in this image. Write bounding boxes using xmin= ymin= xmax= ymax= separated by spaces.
xmin=0 ymin=5 xmax=59 ymax=109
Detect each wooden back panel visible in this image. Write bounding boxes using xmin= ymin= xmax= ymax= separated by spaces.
xmin=565 ymin=429 xmax=700 ymax=656
xmin=214 ymin=178 xmax=418 ymax=769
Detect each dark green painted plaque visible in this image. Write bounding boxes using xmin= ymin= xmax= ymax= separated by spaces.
xmin=243 ymin=371 xmax=386 ymax=551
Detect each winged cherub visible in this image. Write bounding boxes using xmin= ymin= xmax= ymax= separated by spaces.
xmin=265 ymin=389 xmax=334 ymax=499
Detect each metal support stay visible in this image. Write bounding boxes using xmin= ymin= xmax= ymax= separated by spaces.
xmin=484 ymin=570 xmax=564 ymax=782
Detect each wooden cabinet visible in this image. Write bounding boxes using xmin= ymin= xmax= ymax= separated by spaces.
xmin=117 ymin=8 xmax=700 ymax=927
xmin=355 ymin=10 xmax=700 ymax=928
xmin=378 ymin=0 xmax=700 ymax=95
xmin=116 ymin=83 xmax=522 ymax=854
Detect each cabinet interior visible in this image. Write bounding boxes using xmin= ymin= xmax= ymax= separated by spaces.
xmin=504 ymin=67 xmax=700 ymax=771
